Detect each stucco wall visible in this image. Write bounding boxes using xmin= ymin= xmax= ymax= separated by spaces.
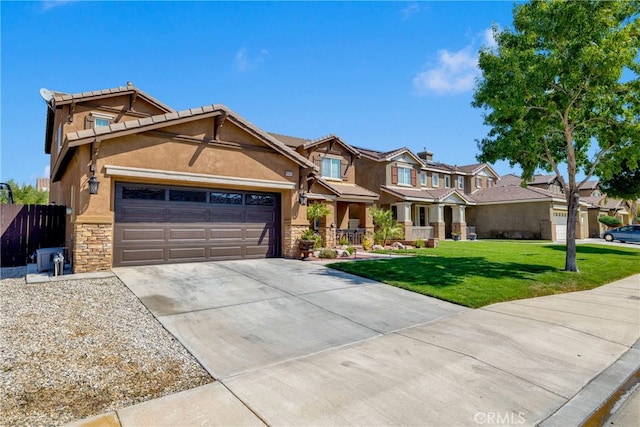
xmin=466 ymin=201 xmax=553 ymax=240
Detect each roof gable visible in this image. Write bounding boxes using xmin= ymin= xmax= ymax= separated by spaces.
xmin=54 ymin=104 xmax=316 ymax=181
xmin=51 ymin=85 xmax=174 ymax=113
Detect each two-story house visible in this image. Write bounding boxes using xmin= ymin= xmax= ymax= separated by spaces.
xmin=43 ymin=84 xmax=336 ymax=272
xmin=270 ymin=133 xmax=379 ymax=247
xmin=353 ymin=147 xmax=497 ymax=241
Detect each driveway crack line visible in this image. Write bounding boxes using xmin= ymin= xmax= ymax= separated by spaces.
xmin=395 ymin=331 xmax=568 ymax=400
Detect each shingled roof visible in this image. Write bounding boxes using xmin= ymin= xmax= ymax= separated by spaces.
xmin=51 ymin=85 xmax=174 ymax=113
xmin=316 ymin=179 xmax=379 ymax=201
xmin=468 ymin=185 xmax=565 ymax=204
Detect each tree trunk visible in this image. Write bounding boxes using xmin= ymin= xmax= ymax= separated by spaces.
xmin=564 ymin=191 xmax=580 ymax=272
xmin=631 ymin=200 xmax=638 ymax=224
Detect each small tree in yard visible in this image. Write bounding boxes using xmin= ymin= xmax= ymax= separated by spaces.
xmin=473 ymin=0 xmax=639 ymax=272
xmin=306 ymin=202 xmax=330 ymax=231
xmin=370 ymin=206 xmax=403 ymax=246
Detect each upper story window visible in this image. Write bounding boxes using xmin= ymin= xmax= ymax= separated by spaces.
xmin=420 ymin=172 xmax=427 ymax=186
xmin=86 ymin=112 xmax=113 ymax=129
xmin=487 ymin=178 xmax=494 ymax=188
xmin=432 ymin=173 xmax=439 ymax=187
xmin=476 ymin=177 xmax=482 ymax=188
xmin=397 ymin=167 xmax=412 ymax=186
xmin=391 ymin=165 xmax=416 ymax=186
xmin=593 ymin=190 xmax=601 ymax=197
xmin=458 ymin=176 xmax=464 ymax=190
xmin=322 ymin=157 xmax=341 ymax=179
xmin=444 ymin=175 xmax=451 ymax=188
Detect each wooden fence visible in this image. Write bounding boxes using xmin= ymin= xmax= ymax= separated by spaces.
xmin=1 ymin=205 xmax=66 ymax=267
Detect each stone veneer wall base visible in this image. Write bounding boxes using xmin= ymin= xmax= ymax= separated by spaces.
xmin=73 ymin=222 xmax=113 ymax=273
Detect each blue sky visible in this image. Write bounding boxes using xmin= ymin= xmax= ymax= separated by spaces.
xmin=1 ymin=0 xmax=523 ymax=186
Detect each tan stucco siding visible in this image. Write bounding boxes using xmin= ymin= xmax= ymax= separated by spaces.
xmin=354 ymin=158 xmax=388 ymax=193
xmin=466 ymin=202 xmax=553 ymax=239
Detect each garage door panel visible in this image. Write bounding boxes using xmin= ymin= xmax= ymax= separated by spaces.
xmin=120 ymin=227 xmax=166 ymax=242
xmin=168 ymin=228 xmax=207 ymax=241
xmin=167 ymin=208 xmax=208 ymax=223
xmin=169 ymin=247 xmax=207 ymax=260
xmin=120 ymin=248 xmax=165 ymax=263
xmin=114 ymin=183 xmax=281 ymax=266
xmin=246 ymin=211 xmax=277 ymax=222
xmin=210 ymin=210 xmax=246 ymax=222
xmin=119 ymin=206 xmax=167 ymax=222
xmin=210 ymin=246 xmax=244 ymax=258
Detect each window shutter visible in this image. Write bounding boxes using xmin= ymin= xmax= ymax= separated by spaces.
xmin=84 ymin=115 xmax=95 ymax=130
xmin=411 ymin=169 xmax=417 ymax=186
xmin=341 ymin=160 xmax=348 ymax=181
xmin=391 ymin=166 xmax=398 ymax=184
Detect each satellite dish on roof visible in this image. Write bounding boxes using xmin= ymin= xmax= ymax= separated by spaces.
xmin=39 ymin=88 xmax=54 ymax=103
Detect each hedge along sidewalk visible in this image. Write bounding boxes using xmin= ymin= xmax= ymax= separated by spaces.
xmin=327 ymin=241 xmax=640 ymax=308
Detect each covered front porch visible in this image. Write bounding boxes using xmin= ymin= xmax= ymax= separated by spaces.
xmin=307 ymin=179 xmax=379 ymax=247
xmin=380 ymin=186 xmax=472 ymax=241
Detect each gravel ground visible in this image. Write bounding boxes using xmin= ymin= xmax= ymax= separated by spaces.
xmin=0 ymin=266 xmax=213 ymax=426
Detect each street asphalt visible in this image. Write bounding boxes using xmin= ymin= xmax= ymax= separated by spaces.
xmin=64 ymin=258 xmax=639 ymax=427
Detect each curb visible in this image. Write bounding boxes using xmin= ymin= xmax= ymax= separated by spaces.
xmin=539 ymin=338 xmax=640 ymax=426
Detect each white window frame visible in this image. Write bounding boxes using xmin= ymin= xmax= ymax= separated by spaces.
xmin=397 ymin=166 xmax=412 ymax=186
xmin=91 ymin=112 xmax=114 ymax=128
xmin=420 ymin=172 xmax=426 ymax=186
xmin=476 ymin=177 xmax=482 ymax=188
xmin=458 ymin=176 xmax=464 ymax=190
xmin=432 ymin=173 xmax=439 ymax=187
xmin=444 ymin=175 xmax=451 ymax=188
xmin=321 ymin=157 xmax=341 ymax=180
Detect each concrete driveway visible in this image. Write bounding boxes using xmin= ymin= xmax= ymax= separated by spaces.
xmin=99 ymin=262 xmax=639 ymax=426
xmin=113 ymin=259 xmax=467 ymax=379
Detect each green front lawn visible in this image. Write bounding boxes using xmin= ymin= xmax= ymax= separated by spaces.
xmin=328 ymin=241 xmax=640 ymax=308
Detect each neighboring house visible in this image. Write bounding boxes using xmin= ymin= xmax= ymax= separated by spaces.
xmin=525 ymin=174 xmax=565 ymax=195
xmin=44 ymin=84 xmax=334 ymax=272
xmin=270 ymin=133 xmax=379 ymax=246
xmin=354 ymin=146 xmax=500 ymax=240
xmin=466 ymin=182 xmax=589 ymax=240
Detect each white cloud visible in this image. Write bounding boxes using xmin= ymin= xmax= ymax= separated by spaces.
xmin=41 ymin=0 xmax=76 ymax=12
xmin=482 ymin=27 xmax=498 ymax=49
xmin=413 ymin=47 xmax=479 ymax=95
xmin=401 ymin=3 xmax=421 ymax=20
xmin=234 ymin=48 xmax=270 ymax=72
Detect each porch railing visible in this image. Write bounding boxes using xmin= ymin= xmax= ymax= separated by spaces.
xmin=336 ymin=228 xmax=367 ymax=245
xmin=410 ymin=226 xmax=434 ymax=240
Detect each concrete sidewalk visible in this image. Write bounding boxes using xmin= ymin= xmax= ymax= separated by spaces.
xmin=67 ymin=273 xmax=639 ymax=427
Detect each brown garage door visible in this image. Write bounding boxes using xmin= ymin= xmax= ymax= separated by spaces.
xmin=113 ymin=183 xmax=281 ymax=267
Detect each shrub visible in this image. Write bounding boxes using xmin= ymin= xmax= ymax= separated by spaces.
xmin=598 ymin=215 xmax=622 ymax=228
xmin=362 ymin=234 xmax=374 ymax=251
xmin=339 ymin=235 xmax=350 ymax=246
xmin=414 ymin=239 xmax=425 ymax=249
xmin=318 ymin=248 xmax=337 ymax=259
xmin=345 ymin=246 xmax=355 ymax=255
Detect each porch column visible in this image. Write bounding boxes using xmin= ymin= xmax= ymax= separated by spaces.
xmin=359 ymin=203 xmax=374 ymax=235
xmin=451 ymin=205 xmax=467 ymax=240
xmin=429 ymin=204 xmax=445 ymax=240
xmin=396 ymin=202 xmax=412 ymax=240
xmin=319 ymin=202 xmax=337 ymax=249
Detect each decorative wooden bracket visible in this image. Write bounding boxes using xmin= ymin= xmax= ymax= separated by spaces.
xmin=90 ymin=139 xmax=102 ymax=173
xmin=130 ymin=92 xmax=138 ymax=110
xmin=68 ymin=102 xmax=76 ymax=122
xmin=213 ymin=112 xmax=227 ymax=140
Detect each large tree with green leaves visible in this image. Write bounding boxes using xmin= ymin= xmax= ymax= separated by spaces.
xmin=599 ymin=159 xmax=640 ymax=224
xmin=473 ymin=0 xmax=639 ymax=272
